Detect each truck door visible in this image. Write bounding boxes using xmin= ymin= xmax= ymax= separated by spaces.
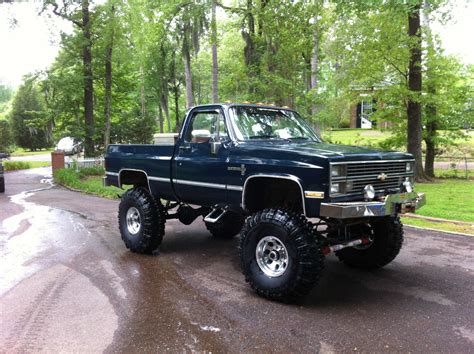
xmin=174 ymin=108 xmax=230 ymax=206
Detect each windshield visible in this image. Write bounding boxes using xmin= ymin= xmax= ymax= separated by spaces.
xmin=229 ymin=106 xmax=320 ymax=142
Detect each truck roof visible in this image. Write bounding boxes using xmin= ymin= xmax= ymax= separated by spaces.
xmin=189 ymin=102 xmax=296 ymax=112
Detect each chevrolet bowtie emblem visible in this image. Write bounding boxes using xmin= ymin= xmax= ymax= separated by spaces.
xmin=377 ymin=173 xmax=388 ymax=181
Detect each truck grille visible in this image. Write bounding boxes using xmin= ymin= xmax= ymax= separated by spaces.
xmin=331 ymin=160 xmax=414 ymax=196
xmin=346 ymin=161 xmax=407 ymax=178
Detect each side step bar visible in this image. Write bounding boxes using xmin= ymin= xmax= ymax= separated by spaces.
xmin=204 ymin=208 xmax=227 ymax=223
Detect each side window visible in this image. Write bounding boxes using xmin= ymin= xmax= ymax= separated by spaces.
xmin=185 ymin=111 xmax=227 ymax=143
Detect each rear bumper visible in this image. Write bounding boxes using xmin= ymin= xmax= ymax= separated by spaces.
xmin=319 ymin=192 xmax=426 ymax=219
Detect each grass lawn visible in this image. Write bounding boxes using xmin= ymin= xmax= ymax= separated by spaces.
xmin=53 ymin=167 xmax=122 ymax=199
xmin=321 ymin=129 xmax=474 ymax=157
xmin=412 ymin=179 xmax=473 ymax=223
xmin=401 ymin=217 xmax=474 ymax=236
xmin=11 ymin=148 xmax=54 ymax=157
xmin=321 ymin=129 xmax=390 ymax=147
xmin=3 ymin=160 xmax=51 ymax=171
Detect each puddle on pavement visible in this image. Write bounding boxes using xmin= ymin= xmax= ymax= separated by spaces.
xmin=0 ymin=169 xmax=91 ymax=296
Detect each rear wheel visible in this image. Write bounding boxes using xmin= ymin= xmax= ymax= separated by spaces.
xmin=239 ymin=208 xmax=324 ymax=302
xmin=118 ymin=187 xmax=165 ymax=254
xmin=205 ymin=212 xmax=245 ymax=239
xmin=0 ymin=176 xmax=4 ymax=193
xmin=336 ymin=216 xmax=403 ymax=269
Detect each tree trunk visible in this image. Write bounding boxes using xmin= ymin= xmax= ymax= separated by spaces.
xmin=103 ymin=6 xmax=114 ymax=148
xmin=310 ymin=6 xmax=320 ymax=133
xmin=407 ymin=3 xmax=425 ymax=180
xmin=174 ymin=85 xmax=180 ymax=132
xmin=161 ymin=91 xmax=170 ymax=132
xmin=140 ymin=66 xmax=146 ymax=118
xmin=211 ymin=1 xmax=219 ymax=103
xmin=158 ymin=105 xmax=164 ymax=134
xmin=170 ymin=51 xmax=180 ymax=132
xmin=424 ymin=119 xmax=436 ymax=178
xmin=423 ymin=0 xmax=436 ymax=179
xmin=183 ymin=38 xmax=193 ymax=108
xmin=82 ymin=0 xmax=94 ymax=156
xmin=310 ymin=15 xmax=318 ymax=118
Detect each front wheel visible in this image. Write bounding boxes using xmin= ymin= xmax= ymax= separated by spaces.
xmin=239 ymin=209 xmax=324 ymax=302
xmin=336 ymin=216 xmax=404 ymax=269
xmin=118 ymin=187 xmax=165 ymax=254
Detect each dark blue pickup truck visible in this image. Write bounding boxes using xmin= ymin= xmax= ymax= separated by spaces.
xmin=104 ymin=103 xmax=425 ymax=302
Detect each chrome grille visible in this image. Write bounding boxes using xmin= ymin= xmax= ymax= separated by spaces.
xmin=331 ymin=160 xmax=414 ymax=196
xmin=347 ymin=162 xmax=407 ymax=178
xmin=351 ymin=177 xmax=401 ymax=191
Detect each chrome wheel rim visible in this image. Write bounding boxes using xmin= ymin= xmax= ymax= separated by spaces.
xmin=256 ymin=236 xmax=289 ymax=277
xmin=126 ymin=207 xmax=141 ymax=235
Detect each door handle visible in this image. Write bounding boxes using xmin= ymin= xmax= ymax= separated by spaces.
xmin=179 ymin=145 xmax=191 ymax=151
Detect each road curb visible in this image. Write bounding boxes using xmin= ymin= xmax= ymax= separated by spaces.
xmin=404 ymin=224 xmax=474 ymax=237
xmin=55 ymin=181 xmax=119 ymax=200
xmin=404 ymin=213 xmax=473 ymax=226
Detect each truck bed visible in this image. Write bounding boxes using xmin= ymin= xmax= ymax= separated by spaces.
xmin=105 ymin=144 xmax=176 ymax=200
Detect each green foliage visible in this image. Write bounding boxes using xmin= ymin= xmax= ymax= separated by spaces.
xmin=9 ymin=77 xmax=53 ymax=151
xmin=32 ymin=0 xmax=470 ymax=169
xmin=3 ymin=161 xmax=51 ymax=171
xmin=0 ymin=119 xmax=13 ymax=151
xmin=0 ymin=83 xmax=13 ymax=103
xmin=53 ymin=166 xmax=121 ymax=199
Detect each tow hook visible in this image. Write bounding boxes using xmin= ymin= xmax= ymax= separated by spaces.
xmin=322 ymin=238 xmax=371 ymax=255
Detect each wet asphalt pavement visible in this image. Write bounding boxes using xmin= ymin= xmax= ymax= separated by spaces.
xmin=1 ymin=168 xmax=473 ymax=353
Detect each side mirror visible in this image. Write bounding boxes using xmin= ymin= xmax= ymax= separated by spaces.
xmin=210 ymin=140 xmax=221 ymax=155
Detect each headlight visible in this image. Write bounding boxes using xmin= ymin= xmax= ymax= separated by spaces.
xmin=331 ymin=165 xmax=346 ymax=177
xmin=406 ymin=162 xmax=413 ymax=172
xmin=331 ymin=183 xmax=341 ymax=194
xmin=402 ymin=177 xmax=413 ymax=193
xmin=364 ymin=184 xmax=375 ymax=200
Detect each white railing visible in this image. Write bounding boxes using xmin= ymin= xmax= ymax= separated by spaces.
xmin=65 ymin=158 xmax=104 ymax=169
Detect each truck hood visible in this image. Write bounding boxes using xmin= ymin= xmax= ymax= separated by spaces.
xmin=236 ymin=140 xmax=413 ymax=162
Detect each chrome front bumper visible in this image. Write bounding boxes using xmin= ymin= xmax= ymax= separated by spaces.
xmin=319 ymin=192 xmax=426 ymax=219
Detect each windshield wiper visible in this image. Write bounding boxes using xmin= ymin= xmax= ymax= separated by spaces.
xmin=286 ymin=137 xmax=314 ymax=142
xmin=248 ymin=135 xmax=280 ymax=140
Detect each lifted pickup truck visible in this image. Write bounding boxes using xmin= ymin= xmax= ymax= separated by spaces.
xmin=104 ymin=103 xmax=425 ymax=302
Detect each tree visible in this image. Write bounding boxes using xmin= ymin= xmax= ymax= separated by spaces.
xmin=407 ymin=1 xmax=426 ymax=180
xmin=103 ymin=1 xmax=116 ymax=148
xmin=211 ymin=0 xmax=219 ymax=103
xmin=43 ymin=0 xmax=96 ymax=156
xmin=0 ymin=119 xmax=12 ymax=152
xmin=10 ymin=78 xmax=52 ymax=151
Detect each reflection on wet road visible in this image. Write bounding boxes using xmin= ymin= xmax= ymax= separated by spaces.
xmin=1 ymin=168 xmax=473 ymax=352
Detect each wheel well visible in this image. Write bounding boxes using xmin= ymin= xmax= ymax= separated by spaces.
xmin=119 ymin=170 xmax=150 ymax=191
xmin=243 ymin=177 xmax=304 ymax=214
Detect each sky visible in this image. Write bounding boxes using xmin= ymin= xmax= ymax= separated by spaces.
xmin=0 ymin=1 xmax=473 ymax=88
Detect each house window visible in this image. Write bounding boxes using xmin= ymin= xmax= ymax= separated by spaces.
xmin=360 ymin=100 xmax=373 ymax=120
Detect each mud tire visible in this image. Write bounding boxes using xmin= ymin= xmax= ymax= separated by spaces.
xmin=336 ymin=216 xmax=404 ymax=269
xmin=118 ymin=187 xmax=165 ymax=254
xmin=205 ymin=212 xmax=245 ymax=239
xmin=239 ymin=208 xmax=324 ymax=303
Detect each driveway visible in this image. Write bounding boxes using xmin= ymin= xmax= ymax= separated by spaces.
xmin=1 ymin=168 xmax=473 ymax=352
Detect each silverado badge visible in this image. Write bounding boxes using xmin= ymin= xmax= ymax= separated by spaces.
xmin=377 ymin=173 xmax=388 ymax=181
xmin=227 ymin=164 xmax=247 ymax=176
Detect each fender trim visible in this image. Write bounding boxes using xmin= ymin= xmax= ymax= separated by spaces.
xmin=242 ymin=174 xmax=306 ymax=215
xmin=118 ymin=168 xmax=152 ymax=193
